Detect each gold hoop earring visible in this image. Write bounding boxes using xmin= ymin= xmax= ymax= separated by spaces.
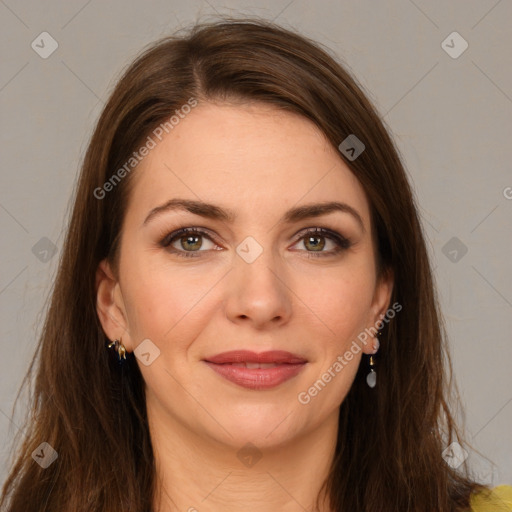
xmin=107 ymin=337 xmax=127 ymax=361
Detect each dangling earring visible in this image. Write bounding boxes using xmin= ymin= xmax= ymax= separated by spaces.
xmin=107 ymin=337 xmax=127 ymax=361
xmin=366 ymin=355 xmax=377 ymax=388
xmin=366 ymin=331 xmax=381 ymax=388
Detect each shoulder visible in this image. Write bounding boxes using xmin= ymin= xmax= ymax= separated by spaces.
xmin=470 ymin=485 xmax=512 ymax=511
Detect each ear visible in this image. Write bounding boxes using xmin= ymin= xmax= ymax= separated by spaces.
xmin=95 ymin=259 xmax=133 ymax=351
xmin=362 ymin=266 xmax=395 ymax=355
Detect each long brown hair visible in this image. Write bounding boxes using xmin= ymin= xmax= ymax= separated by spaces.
xmin=1 ymin=17 xmax=489 ymax=511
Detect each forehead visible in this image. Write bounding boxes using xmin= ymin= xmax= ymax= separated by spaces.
xmin=125 ymin=101 xmax=371 ymax=228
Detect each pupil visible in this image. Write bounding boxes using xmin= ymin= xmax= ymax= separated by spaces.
xmin=307 ymin=236 xmax=324 ymax=251
xmin=183 ymin=235 xmax=201 ymax=250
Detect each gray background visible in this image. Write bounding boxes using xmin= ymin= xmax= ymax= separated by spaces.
xmin=1 ymin=0 xmax=511 ymax=489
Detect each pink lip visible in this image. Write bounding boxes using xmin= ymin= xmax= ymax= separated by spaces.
xmin=203 ymin=350 xmax=307 ymax=390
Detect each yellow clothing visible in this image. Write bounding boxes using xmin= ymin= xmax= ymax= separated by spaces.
xmin=470 ymin=485 xmax=512 ymax=511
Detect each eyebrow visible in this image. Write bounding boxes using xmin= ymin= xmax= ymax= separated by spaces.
xmin=142 ymin=198 xmax=365 ymax=232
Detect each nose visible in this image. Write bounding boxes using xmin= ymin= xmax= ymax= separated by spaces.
xmin=224 ymin=248 xmax=292 ymax=329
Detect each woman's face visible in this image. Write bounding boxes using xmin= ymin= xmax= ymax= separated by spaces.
xmin=97 ymin=101 xmax=393 ymax=449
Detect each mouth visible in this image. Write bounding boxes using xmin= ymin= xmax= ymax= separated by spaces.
xmin=203 ymin=350 xmax=307 ymax=390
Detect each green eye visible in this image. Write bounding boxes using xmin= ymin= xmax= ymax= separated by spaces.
xmin=160 ymin=228 xmax=217 ymax=258
xmin=292 ymin=227 xmax=352 ymax=258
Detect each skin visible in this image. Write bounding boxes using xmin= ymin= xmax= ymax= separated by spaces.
xmin=96 ymin=101 xmax=393 ymax=512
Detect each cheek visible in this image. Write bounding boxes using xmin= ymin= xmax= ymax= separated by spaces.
xmin=298 ymin=264 xmax=375 ymax=346
xmin=120 ymin=254 xmax=220 ymax=342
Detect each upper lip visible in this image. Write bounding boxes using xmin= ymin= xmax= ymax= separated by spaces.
xmin=204 ymin=350 xmax=307 ymax=364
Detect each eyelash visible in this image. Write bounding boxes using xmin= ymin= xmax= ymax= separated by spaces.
xmin=159 ymin=226 xmax=352 ymax=259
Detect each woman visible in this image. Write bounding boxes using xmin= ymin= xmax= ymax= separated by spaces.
xmin=1 ymin=17 xmax=510 ymax=512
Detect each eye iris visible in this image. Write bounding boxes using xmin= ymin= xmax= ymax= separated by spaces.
xmin=181 ymin=235 xmax=202 ymax=251
xmin=305 ymin=235 xmax=325 ymax=251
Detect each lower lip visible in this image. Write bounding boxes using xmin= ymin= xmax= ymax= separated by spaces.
xmin=204 ymin=362 xmax=306 ymax=390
